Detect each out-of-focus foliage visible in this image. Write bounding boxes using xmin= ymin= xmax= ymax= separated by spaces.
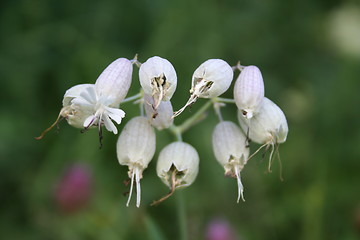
xmin=1 ymin=0 xmax=360 ymax=239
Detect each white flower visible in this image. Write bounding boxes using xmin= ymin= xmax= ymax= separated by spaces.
xmin=212 ymin=121 xmax=249 ymax=202
xmin=234 ymin=65 xmax=265 ymax=119
xmin=139 ymin=56 xmax=177 ymax=109
xmin=156 ymin=141 xmax=199 ymax=189
xmin=152 ymin=141 xmax=199 ymax=205
xmin=237 ymin=97 xmax=288 ymax=171
xmin=71 ymin=58 xmax=133 ymax=134
xmin=143 ymin=93 xmax=174 ymax=130
xmin=116 ymin=116 xmax=156 ymax=207
xmin=173 ymin=59 xmax=233 ymax=117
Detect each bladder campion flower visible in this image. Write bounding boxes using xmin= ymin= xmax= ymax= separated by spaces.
xmin=237 ymin=97 xmax=288 ymax=172
xmin=173 ymin=59 xmax=233 ymax=117
xmin=152 ymin=141 xmax=199 ymax=205
xmin=212 ymin=121 xmax=249 ymax=202
xmin=139 ymin=56 xmax=177 ymax=110
xmin=116 ymin=116 xmax=156 ymax=207
xmin=72 ymin=58 xmax=133 ymax=134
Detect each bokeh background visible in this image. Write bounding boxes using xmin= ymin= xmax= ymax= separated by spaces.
xmin=1 ymin=0 xmax=360 ymax=239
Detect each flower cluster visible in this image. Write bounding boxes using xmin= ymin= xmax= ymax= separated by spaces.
xmin=36 ymin=55 xmax=288 ymax=207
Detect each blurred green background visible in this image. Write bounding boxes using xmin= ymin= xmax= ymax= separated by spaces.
xmin=1 ymin=0 xmax=360 ymax=239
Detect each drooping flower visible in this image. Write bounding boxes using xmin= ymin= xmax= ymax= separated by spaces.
xmin=152 ymin=141 xmax=199 ymax=205
xmin=139 ymin=56 xmax=177 ymax=110
xmin=212 ymin=121 xmax=249 ymax=202
xmin=116 ymin=116 xmax=156 ymax=207
xmin=173 ymin=59 xmax=233 ymax=117
xmin=237 ymin=97 xmax=288 ymax=171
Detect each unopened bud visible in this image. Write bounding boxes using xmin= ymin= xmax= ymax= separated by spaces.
xmin=212 ymin=121 xmax=249 ymax=202
xmin=234 ymin=65 xmax=264 ymax=119
xmin=116 ymin=116 xmax=156 ymax=207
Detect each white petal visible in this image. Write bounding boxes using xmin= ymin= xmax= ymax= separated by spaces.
xmin=83 ymin=115 xmax=96 ymax=128
xmin=71 ymin=97 xmax=94 ymax=107
xmin=80 ymin=87 xmax=98 ymax=104
xmin=106 ymin=107 xmax=125 ymax=124
xmin=103 ymin=114 xmax=118 ymax=134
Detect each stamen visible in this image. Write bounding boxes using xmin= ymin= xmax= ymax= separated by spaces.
xmin=35 ymin=111 xmax=63 ymax=140
xmin=234 ymin=165 xmax=245 ymax=203
xmin=126 ymin=170 xmax=135 ymax=207
xmin=151 ymin=169 xmax=177 ymax=206
xmin=268 ymin=143 xmax=275 ymax=173
xmin=135 ymin=167 xmax=141 ymax=208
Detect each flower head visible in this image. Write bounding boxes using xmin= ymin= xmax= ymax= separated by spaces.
xmin=237 ymin=97 xmax=288 ymax=172
xmin=116 ymin=116 xmax=156 ymax=207
xmin=212 ymin=121 xmax=249 ymax=202
xmin=71 ymin=58 xmax=133 ymax=135
xmin=139 ymin=56 xmax=177 ymax=110
xmin=152 ymin=141 xmax=199 ymax=205
xmin=173 ymin=59 xmax=233 ymax=117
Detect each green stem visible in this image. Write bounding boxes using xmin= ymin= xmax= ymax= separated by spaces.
xmin=177 ymin=191 xmax=187 ymax=240
xmin=177 ymin=100 xmax=212 ymax=133
xmin=215 ymin=97 xmax=236 ymax=104
xmin=121 ymin=93 xmax=142 ymax=104
xmin=169 ymin=124 xmax=183 ymax=142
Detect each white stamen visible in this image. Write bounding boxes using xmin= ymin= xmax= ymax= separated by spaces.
xmin=126 ymin=169 xmax=135 ymax=207
xmin=234 ymin=165 xmax=245 ymax=203
xmin=135 ymin=167 xmax=141 ymax=208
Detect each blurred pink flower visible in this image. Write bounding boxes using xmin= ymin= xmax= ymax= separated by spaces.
xmin=205 ymin=219 xmax=237 ymax=240
xmin=54 ymin=164 xmax=92 ymax=213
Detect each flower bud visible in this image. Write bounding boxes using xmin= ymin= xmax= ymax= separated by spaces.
xmin=152 ymin=141 xmax=199 ymax=205
xmin=212 ymin=121 xmax=249 ymax=202
xmin=173 ymin=59 xmax=233 ymax=117
xmin=237 ymin=97 xmax=288 ymax=171
xmin=143 ymin=93 xmax=174 ymax=130
xmin=234 ymin=65 xmax=264 ymax=119
xmin=116 ymin=116 xmax=156 ymax=207
xmin=139 ymin=56 xmax=177 ymax=109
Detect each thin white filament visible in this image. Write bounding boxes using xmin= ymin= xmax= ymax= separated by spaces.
xmin=173 ymin=94 xmax=198 ymax=118
xmin=126 ymin=169 xmax=136 ymax=207
xmin=247 ymin=142 xmax=268 ymax=162
xmin=268 ymin=143 xmax=275 ymax=172
xmin=234 ymin=165 xmax=245 ymax=203
xmin=135 ymin=167 xmax=141 ymax=208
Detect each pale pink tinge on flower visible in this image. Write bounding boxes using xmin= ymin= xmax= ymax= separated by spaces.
xmin=54 ymin=164 xmax=93 ymax=213
xmin=205 ymin=219 xmax=237 ymax=240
